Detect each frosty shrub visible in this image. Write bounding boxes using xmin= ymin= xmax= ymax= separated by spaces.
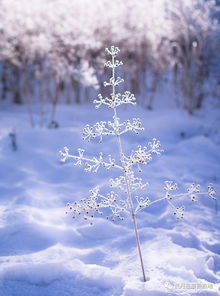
xmin=0 ymin=0 xmax=219 ymax=111
xmin=60 ymin=46 xmax=216 ymax=282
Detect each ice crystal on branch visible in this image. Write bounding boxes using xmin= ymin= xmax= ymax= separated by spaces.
xmin=82 ymin=121 xmax=114 ymax=142
xmin=135 ymin=196 xmax=151 ymax=214
xmin=187 ymin=183 xmax=200 ymax=202
xmin=59 ymin=147 xmax=122 ymax=172
xmin=173 ymin=206 xmax=185 ymax=219
xmin=103 ymin=76 xmax=124 ymax=87
xmin=82 ymin=116 xmax=143 ymax=143
xmin=110 ymin=171 xmax=148 ymax=192
xmin=164 ymin=181 xmax=178 ymax=199
xmin=66 ymin=187 xmax=129 ymax=224
xmin=61 ymin=46 xmax=216 ymax=282
xmin=104 ymin=60 xmax=123 ymax=68
xmin=93 ymin=91 xmax=136 ymax=109
xmin=208 ymin=184 xmax=217 ymax=200
xmin=105 ymin=46 xmax=120 ymax=56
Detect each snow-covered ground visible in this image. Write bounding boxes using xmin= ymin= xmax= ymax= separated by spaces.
xmin=0 ymin=103 xmax=219 ymax=296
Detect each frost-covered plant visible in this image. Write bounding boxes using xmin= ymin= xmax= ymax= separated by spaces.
xmin=0 ymin=0 xmax=218 ymax=108
xmin=60 ymin=46 xmax=216 ymax=282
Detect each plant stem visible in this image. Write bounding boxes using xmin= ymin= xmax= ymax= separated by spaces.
xmin=111 ymin=54 xmax=147 ymax=282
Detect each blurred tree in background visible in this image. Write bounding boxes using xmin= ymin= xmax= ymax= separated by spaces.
xmin=0 ymin=0 xmax=219 ymax=116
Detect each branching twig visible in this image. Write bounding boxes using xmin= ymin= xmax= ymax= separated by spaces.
xmin=61 ymin=46 xmax=217 ymax=283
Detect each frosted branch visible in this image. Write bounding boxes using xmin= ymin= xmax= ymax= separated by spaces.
xmin=93 ymin=91 xmax=136 ymax=109
xmin=121 ymin=91 xmax=136 ymax=105
xmin=110 ymin=171 xmax=148 ymax=192
xmin=104 ymin=60 xmax=123 ymax=68
xmin=82 ymin=121 xmax=115 ymax=142
xmin=121 ymin=139 xmax=163 ymax=171
xmin=66 ymin=187 xmax=129 ymax=225
xmin=133 ymin=182 xmax=217 ymax=218
xmin=134 ymin=196 xmax=151 ymax=214
xmin=105 ymin=46 xmax=120 ymax=57
xmin=109 ymin=116 xmax=143 ymax=136
xmin=103 ymin=76 xmax=124 ymax=87
xmin=119 ymin=118 xmax=144 ymax=135
xmin=147 ymin=182 xmax=217 ymax=219
xmin=59 ymin=147 xmax=122 ymax=172
xmin=82 ymin=117 xmax=143 ymax=143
